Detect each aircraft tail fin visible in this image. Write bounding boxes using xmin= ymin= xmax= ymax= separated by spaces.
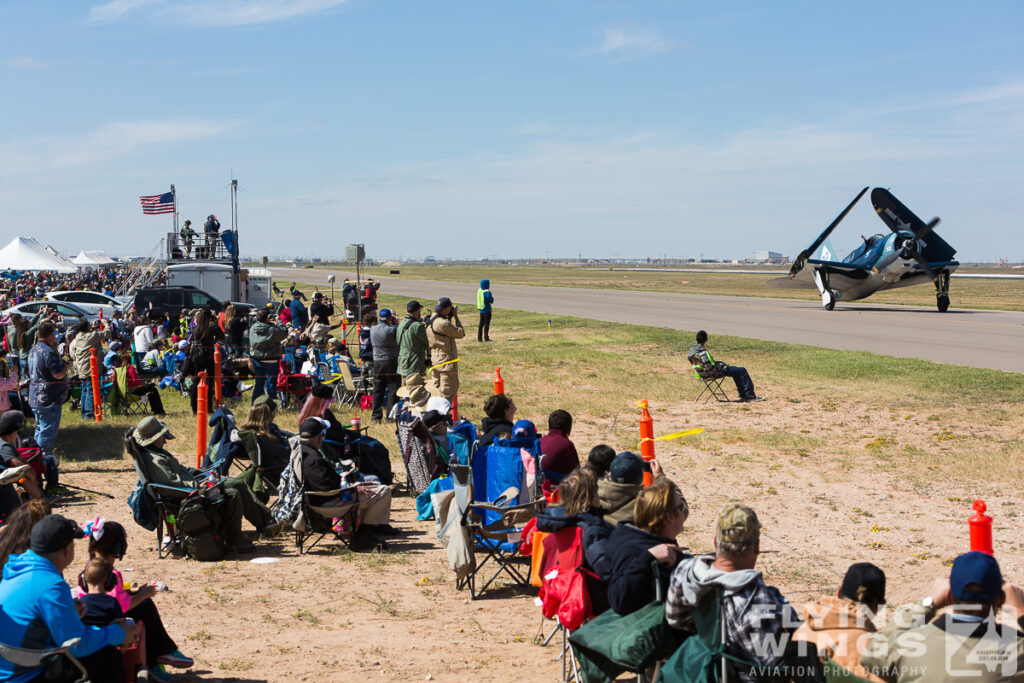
xmin=812 ymin=238 xmax=838 ymax=263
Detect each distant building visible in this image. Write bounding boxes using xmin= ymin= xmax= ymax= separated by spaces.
xmin=752 ymin=250 xmax=788 ymax=264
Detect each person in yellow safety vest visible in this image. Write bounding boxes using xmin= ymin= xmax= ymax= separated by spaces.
xmin=476 ymin=279 xmax=494 ymax=342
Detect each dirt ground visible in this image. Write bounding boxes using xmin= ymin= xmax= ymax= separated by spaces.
xmin=49 ymin=381 xmax=1024 ymax=683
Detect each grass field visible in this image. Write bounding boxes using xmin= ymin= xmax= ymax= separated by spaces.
xmin=45 ymin=283 xmax=1024 ymax=681
xmin=282 ymin=264 xmax=1024 ymax=311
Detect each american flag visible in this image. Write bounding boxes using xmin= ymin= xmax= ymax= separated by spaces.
xmin=139 ymin=192 xmax=175 ymax=215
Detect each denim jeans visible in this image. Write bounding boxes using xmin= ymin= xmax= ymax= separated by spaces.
xmin=32 ymin=402 xmax=62 ymax=453
xmin=722 ymin=365 xmax=756 ymax=400
xmin=251 ymin=360 xmax=278 ymax=404
xmin=81 ymin=379 xmax=94 ymax=418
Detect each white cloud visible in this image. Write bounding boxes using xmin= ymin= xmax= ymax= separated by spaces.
xmin=89 ymin=0 xmax=347 ymax=27
xmin=586 ymin=25 xmax=683 ymax=60
xmin=0 ymin=119 xmax=234 ymax=175
xmin=4 ymin=56 xmax=46 ymax=69
xmin=944 ymin=79 xmax=1024 ymax=106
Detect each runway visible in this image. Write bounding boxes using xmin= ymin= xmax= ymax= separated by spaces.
xmin=273 ymin=267 xmax=1024 ymax=373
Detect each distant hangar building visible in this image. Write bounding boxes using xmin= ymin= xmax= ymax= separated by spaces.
xmin=752 ymin=250 xmax=788 ymax=264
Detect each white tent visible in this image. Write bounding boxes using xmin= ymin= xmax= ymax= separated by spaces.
xmin=0 ymin=236 xmax=77 ymax=273
xmin=72 ymin=250 xmax=116 ymax=267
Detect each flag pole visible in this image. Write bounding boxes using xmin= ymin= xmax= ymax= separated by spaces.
xmin=171 ymin=184 xmax=178 ymax=234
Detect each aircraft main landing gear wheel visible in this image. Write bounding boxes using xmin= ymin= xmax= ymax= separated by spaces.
xmin=937 ymin=293 xmax=950 ymax=312
xmin=824 ymin=290 xmax=836 ymax=311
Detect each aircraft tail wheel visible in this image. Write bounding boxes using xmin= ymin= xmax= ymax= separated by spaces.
xmin=937 ymin=293 xmax=950 ymax=312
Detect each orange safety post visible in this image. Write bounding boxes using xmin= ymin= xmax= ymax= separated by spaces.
xmin=494 ymin=367 xmax=504 ymax=395
xmin=639 ymin=400 xmax=655 ymax=486
xmin=341 ymin=318 xmax=347 ymax=342
xmin=196 ymin=371 xmax=208 ymax=469
xmin=451 ymin=393 xmax=459 ymax=422
xmin=213 ymin=344 xmax=223 ymax=408
xmin=89 ymin=348 xmax=102 ymax=423
xmin=969 ymin=499 xmax=993 ymax=555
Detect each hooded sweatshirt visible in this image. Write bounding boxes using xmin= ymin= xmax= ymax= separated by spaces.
xmin=0 ymin=550 xmax=126 ymax=683
xmin=477 ymin=280 xmax=494 ymax=313
xmin=248 ymin=320 xmax=288 ymax=361
xmin=666 ymin=554 xmax=800 ymax=681
xmin=598 ymin=474 xmax=666 ymax=527
xmin=606 ymin=523 xmax=688 ymax=616
xmin=534 ymin=505 xmax=615 ymax=581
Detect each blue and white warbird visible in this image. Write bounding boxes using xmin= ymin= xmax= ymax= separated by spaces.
xmin=770 ymin=187 xmax=958 ymax=311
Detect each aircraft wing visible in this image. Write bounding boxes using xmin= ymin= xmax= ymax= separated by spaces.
xmin=806 ymin=259 xmax=872 ymax=275
xmin=871 ymin=188 xmax=957 ymax=262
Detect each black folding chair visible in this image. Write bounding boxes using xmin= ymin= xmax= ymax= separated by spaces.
xmin=689 ymin=357 xmax=733 ymax=404
xmin=124 ymin=432 xmax=199 ymax=558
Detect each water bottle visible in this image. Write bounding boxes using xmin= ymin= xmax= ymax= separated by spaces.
xmin=350 ymin=415 xmax=361 ymax=431
xmin=206 ymin=471 xmax=216 ymax=489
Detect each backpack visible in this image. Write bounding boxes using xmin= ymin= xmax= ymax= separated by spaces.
xmin=176 ymin=488 xmax=227 ymax=561
xmin=127 ymin=481 xmax=157 ymax=531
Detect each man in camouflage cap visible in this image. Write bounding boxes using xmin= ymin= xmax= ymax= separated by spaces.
xmin=665 ymin=504 xmax=803 ymax=682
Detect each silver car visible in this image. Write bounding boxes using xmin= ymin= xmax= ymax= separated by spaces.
xmin=2 ymin=301 xmax=100 ymax=329
xmin=45 ymin=290 xmax=123 ymax=318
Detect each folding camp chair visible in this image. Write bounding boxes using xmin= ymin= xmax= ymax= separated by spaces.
xmin=689 ymin=356 xmax=733 ymax=404
xmin=395 ymin=410 xmax=441 ymax=496
xmin=108 ymin=366 xmax=149 ymax=417
xmin=0 ymin=637 xmax=89 ymax=683
xmin=333 ymin=362 xmax=371 ymax=408
xmin=124 ymin=432 xmax=200 ymax=558
xmin=537 ymin=526 xmax=595 ymax=682
xmin=450 ymin=463 xmax=542 ymax=599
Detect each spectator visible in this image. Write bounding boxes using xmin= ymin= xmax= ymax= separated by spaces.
xmin=72 ymin=519 xmax=194 ymax=679
xmin=0 ymin=514 xmax=137 ymax=682
xmin=0 ymin=498 xmax=52 ymax=568
xmin=297 ymin=417 xmax=393 ymax=551
xmin=539 ymin=409 xmax=579 ymax=484
xmin=688 ymin=330 xmax=763 ymax=402
xmin=476 ymin=278 xmax=494 ymax=342
xmin=477 ymin=393 xmax=517 ymax=447
xmin=225 ymin=306 xmax=247 ymax=355
xmin=794 ymin=562 xmax=887 ymax=682
xmin=183 ymin=309 xmax=223 ymax=415
xmin=359 ymin=311 xmax=375 ymax=372
xmin=397 ymin=300 xmax=428 ymax=384
xmin=309 ymin=291 xmax=334 ymax=325
xmin=584 ymin=444 xmax=616 ymax=480
xmin=130 ymin=416 xmax=279 ymax=554
xmin=204 ymin=214 xmax=220 ymax=258
xmin=599 ymin=451 xmax=667 ymax=527
xmin=77 ymin=557 xmax=124 ymax=625
xmin=862 ymin=552 xmax=1024 ymax=681
xmin=666 ymin=504 xmax=800 ymax=682
xmin=103 ymin=340 xmax=123 ymax=372
xmin=425 ymin=297 xmax=464 ymax=401
xmin=133 ymin=319 xmax=155 ymax=362
xmin=5 ymin=313 xmax=23 ymax=374
xmin=607 ymin=478 xmax=690 ymax=616
xmin=289 ymin=282 xmax=307 ymax=302
xmin=179 ymin=220 xmax=196 ymax=258
xmin=69 ymin=319 xmax=107 ymax=420
xmin=289 ymin=292 xmax=309 ymax=330
xmin=535 ymin=467 xmax=614 ymax=613
xmin=278 ymin=299 xmax=292 ymax=325
xmin=239 ymin=397 xmax=293 ymax=487
xmin=249 ymin=307 xmax=288 ymax=404
xmin=118 ymin=354 xmax=166 ymax=416
xmin=140 ymin=339 xmax=165 ymax=373
xmin=0 ymin=346 xmax=20 ymax=414
xmin=297 ymin=383 xmax=357 ymax=443
xmin=0 ymin=410 xmax=43 ymax=502
xmin=27 ymin=321 xmax=67 ymax=458
xmin=369 ymin=308 xmax=400 ymax=422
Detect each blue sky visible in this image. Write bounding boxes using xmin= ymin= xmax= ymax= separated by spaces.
xmin=1 ymin=1 xmax=1022 ymax=261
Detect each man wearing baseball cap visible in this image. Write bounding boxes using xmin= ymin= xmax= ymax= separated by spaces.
xmin=397 ymin=300 xmax=428 ymax=384
xmin=296 ymin=417 xmax=394 ymax=551
xmin=369 ymin=308 xmax=400 ymax=422
xmin=862 ymin=551 xmax=1024 ymax=681
xmin=666 ymin=504 xmax=801 ymax=681
xmin=0 ymin=514 xmax=138 ymax=682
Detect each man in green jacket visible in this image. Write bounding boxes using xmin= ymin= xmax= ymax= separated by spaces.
xmin=396 ymin=300 xmax=428 ymax=384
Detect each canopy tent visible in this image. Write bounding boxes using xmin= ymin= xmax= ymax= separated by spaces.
xmin=72 ymin=250 xmax=117 ymax=267
xmin=0 ymin=236 xmax=77 ymax=273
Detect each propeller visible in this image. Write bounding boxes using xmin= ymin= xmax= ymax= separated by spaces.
xmin=789 ymin=187 xmax=869 ymax=279
xmin=897 ymin=217 xmax=941 ymax=280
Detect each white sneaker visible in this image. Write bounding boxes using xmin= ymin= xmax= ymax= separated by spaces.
xmin=238 ymin=382 xmax=254 ymax=392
